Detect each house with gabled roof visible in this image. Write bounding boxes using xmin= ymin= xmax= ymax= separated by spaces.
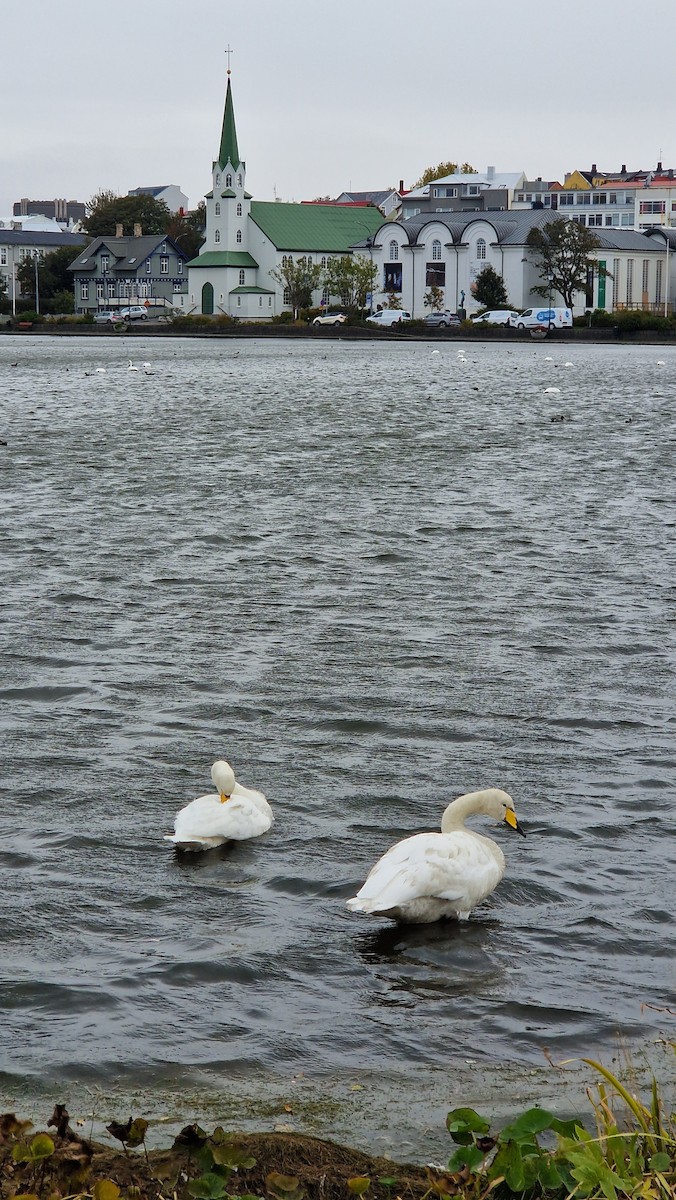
xmin=68 ymin=227 xmax=188 ymax=315
xmin=180 ymin=75 xmax=383 ymax=319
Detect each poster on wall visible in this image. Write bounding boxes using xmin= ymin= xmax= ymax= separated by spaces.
xmin=384 ymin=263 xmax=402 ymax=292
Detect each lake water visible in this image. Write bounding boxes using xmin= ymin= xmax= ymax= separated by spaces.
xmin=0 ymin=333 xmax=674 ymax=1148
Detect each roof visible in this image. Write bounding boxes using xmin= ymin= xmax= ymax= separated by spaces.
xmin=369 ymin=209 xmax=665 ymax=252
xmin=249 ymin=201 xmax=383 ymax=251
xmin=230 ymin=285 xmax=274 ymax=294
xmin=128 ymin=187 xmax=169 ymax=198
xmin=335 ymin=190 xmax=400 ymax=205
xmin=186 ymin=250 xmax=259 ymax=268
xmin=218 ymin=77 xmax=240 ymax=171
xmin=0 ymin=229 xmax=86 ymax=248
xmin=406 ymin=170 xmax=526 ymax=199
xmin=68 ymin=234 xmax=188 ymax=273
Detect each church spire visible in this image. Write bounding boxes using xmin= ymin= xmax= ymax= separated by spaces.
xmin=218 ymin=75 xmax=240 ymax=171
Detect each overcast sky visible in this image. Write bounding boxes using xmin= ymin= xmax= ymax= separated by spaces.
xmin=2 ymin=0 xmax=674 ymax=217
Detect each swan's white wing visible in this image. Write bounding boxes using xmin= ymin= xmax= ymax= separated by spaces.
xmin=348 ymin=831 xmax=503 ymax=913
xmin=166 ymin=790 xmax=272 ymax=845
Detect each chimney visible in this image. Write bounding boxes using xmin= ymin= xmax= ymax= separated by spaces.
xmin=591 ymin=163 xmax=597 ymax=175
xmin=657 ymin=161 xmax=663 ymax=173
xmin=487 ymin=165 xmax=495 ymax=180
xmin=133 ymin=222 xmax=142 ymax=237
xmin=621 ymin=163 xmax=627 ymax=173
xmin=115 ymin=222 xmax=123 ymax=238
xmin=399 ymin=179 xmax=404 ymax=193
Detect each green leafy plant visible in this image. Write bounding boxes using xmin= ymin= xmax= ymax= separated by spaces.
xmin=186 ymin=1127 xmax=257 ymax=1200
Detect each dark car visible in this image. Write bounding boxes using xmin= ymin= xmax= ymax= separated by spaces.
xmin=424 ymin=311 xmax=461 ymax=328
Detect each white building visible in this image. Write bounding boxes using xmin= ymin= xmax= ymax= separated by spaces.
xmin=127 ymin=185 xmax=190 ymax=213
xmin=363 ymin=209 xmax=667 ymax=317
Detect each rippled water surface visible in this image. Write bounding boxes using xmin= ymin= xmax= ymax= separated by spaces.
xmin=1 ymin=334 xmax=674 ymax=1097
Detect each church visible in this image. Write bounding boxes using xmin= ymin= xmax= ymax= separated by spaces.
xmin=180 ymin=73 xmax=384 ymax=319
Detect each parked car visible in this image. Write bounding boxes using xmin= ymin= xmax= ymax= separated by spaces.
xmin=366 ymin=309 xmax=412 ymax=326
xmin=514 ymin=306 xmax=573 ymax=329
xmin=424 ymin=311 xmax=461 ymax=328
xmin=469 ymin=309 xmax=520 ymax=327
xmin=93 ymin=310 xmax=124 ymax=325
xmin=312 ymin=312 xmax=347 ymax=326
xmin=118 ymin=305 xmax=149 ymax=321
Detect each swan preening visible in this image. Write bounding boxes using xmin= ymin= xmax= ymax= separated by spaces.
xmin=346 ymin=788 xmax=525 ymax=924
xmin=165 ymin=759 xmax=273 ymax=851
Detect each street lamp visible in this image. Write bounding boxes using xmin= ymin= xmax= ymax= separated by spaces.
xmin=547 ymin=272 xmax=554 ymax=331
xmin=34 ymin=250 xmax=40 ymax=315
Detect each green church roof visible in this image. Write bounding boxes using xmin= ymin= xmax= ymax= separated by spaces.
xmin=187 ymin=250 xmax=259 ymax=269
xmin=249 ymin=202 xmax=383 ymax=252
xmin=218 ymin=77 xmax=240 ymax=170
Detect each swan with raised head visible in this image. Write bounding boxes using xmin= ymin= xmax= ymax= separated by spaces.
xmin=165 ymin=759 xmax=273 ymax=851
xmin=346 ymin=788 xmax=525 ymax=924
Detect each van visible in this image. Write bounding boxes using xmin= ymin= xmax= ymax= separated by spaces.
xmin=514 ymin=307 xmax=573 ymax=329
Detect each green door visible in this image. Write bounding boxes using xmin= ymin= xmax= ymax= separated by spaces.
xmin=202 ymin=282 xmax=214 ymax=315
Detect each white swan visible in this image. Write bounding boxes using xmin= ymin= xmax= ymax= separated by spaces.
xmin=128 ymin=360 xmax=139 ymax=372
xmin=346 ymin=788 xmax=525 ymax=924
xmin=164 ymin=759 xmax=273 ymax=851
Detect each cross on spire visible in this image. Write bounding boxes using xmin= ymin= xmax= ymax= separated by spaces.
xmin=225 ymin=44 xmax=233 ymax=75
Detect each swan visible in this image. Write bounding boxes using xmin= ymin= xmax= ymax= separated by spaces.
xmin=544 ymin=386 xmax=561 ymax=394
xmin=346 ymin=788 xmax=525 ymax=924
xmin=128 ymin=360 xmax=139 ymax=372
xmin=165 ymin=759 xmax=273 ymax=851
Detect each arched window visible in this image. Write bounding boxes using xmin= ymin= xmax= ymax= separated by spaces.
xmin=432 ymin=239 xmax=441 ymax=261
xmin=215 ymin=173 xmax=221 ymax=186
xmin=215 ymin=202 xmax=220 ymax=215
xmin=214 ymin=229 xmax=221 ymax=243
xmin=237 ymin=174 xmax=242 ymax=187
xmin=226 ymin=174 xmax=232 ymax=187
xmin=389 ymin=240 xmax=399 ymax=261
xmin=236 ymin=230 xmax=242 ymax=244
xmin=321 ymin=256 xmax=326 ymax=267
xmin=239 ymin=268 xmax=245 ymax=285
xmin=476 ymin=237 xmax=487 ymax=260
xmin=236 ymin=202 xmax=242 ymax=216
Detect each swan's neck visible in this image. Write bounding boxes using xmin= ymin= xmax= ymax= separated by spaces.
xmin=440 ymin=791 xmax=497 ymax=833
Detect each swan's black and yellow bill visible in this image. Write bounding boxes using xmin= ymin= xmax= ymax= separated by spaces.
xmin=504 ymin=808 xmax=526 ymax=837
xmin=219 ymin=792 xmax=232 ymax=804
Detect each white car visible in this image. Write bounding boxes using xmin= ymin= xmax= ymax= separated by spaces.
xmin=366 ymin=309 xmax=412 ymax=326
xmin=118 ymin=305 xmax=149 ymax=321
xmin=93 ymin=310 xmax=124 ymax=325
xmin=312 ymin=312 xmax=347 ymax=326
xmin=470 ymin=310 xmax=519 ymax=327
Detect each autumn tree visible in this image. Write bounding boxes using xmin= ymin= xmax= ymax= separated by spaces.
xmin=323 ymin=254 xmax=378 ymax=310
xmin=473 ymin=264 xmax=510 ymax=310
xmin=423 ymin=285 xmax=445 ymax=312
xmin=270 ymin=258 xmax=323 ymax=317
xmin=84 ymin=190 xmax=171 ymax=237
xmin=414 ymin=161 xmax=477 ymax=187
xmin=165 ymin=202 xmax=206 ymax=261
xmin=526 ymin=218 xmax=606 ymax=309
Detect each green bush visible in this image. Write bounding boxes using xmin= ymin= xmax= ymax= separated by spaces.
xmin=16 ymin=310 xmax=42 ymax=324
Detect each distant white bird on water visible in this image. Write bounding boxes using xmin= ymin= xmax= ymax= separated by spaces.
xmin=128 ymin=359 xmax=139 ymax=372
xmin=346 ymin=788 xmax=525 ymax=924
xmin=657 ymin=360 xmax=665 ymax=366
xmin=165 ymin=759 xmax=273 ymax=852
xmin=544 ymin=386 xmax=561 ymax=394
xmin=95 ymin=367 xmax=106 ymax=374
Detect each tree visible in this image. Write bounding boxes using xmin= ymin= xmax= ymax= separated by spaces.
xmin=526 ymin=218 xmax=606 ymax=309
xmin=270 ymin=258 xmax=323 ymax=317
xmin=165 ymin=203 xmax=206 ymax=261
xmin=414 ymin=161 xmax=477 ymax=187
xmin=16 ymin=243 xmax=87 ymax=313
xmin=473 ymin=264 xmax=510 ymax=310
xmin=323 ymin=254 xmax=378 ymax=309
xmin=423 ymin=285 xmax=445 ymax=312
xmin=0 ymin=272 xmax=8 ymax=313
xmin=84 ymin=190 xmax=171 ymax=237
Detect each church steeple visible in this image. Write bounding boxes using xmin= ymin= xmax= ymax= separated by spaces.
xmin=218 ymin=76 xmax=240 ymax=171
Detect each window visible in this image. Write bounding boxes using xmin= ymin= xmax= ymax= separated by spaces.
xmin=612 ymin=258 xmax=621 ymax=305
xmin=388 ymin=239 xmax=399 ymax=260
xmin=626 ymin=258 xmax=634 ymax=304
xmin=321 ymin=256 xmax=326 ymax=267
xmin=107 ymin=282 xmax=115 ymax=298
xmin=236 ymin=230 xmax=242 ymax=243
xmin=81 ymin=282 xmax=89 ymax=300
xmin=431 ymin=239 xmax=441 ymax=260
xmin=101 ymin=254 xmax=109 ymax=272
xmin=268 ymin=296 xmax=272 ymax=306
xmin=0 ymin=249 xmax=6 ymax=265
xmin=578 ymin=193 xmax=591 ymax=206
xmin=215 ymin=202 xmax=220 ymax=215
xmin=96 ymin=282 xmax=104 ymax=299
xmin=239 ymin=269 xmax=245 ymax=285
xmin=139 ymin=282 xmax=149 ymax=298
xmin=593 ymin=193 xmax=607 ymax=205
xmin=468 ymin=185 xmax=480 ymax=196
xmin=283 ymin=287 xmax=291 ymax=304
xmin=215 ymin=230 xmax=221 ymax=243
xmin=216 ymin=173 xmax=221 ymax=186
xmin=177 ymin=259 xmax=183 ymax=274
xmin=160 ymin=256 xmax=169 ymax=274
xmin=161 ymin=243 xmax=167 ymax=254
xmin=476 ymin=237 xmax=486 ymax=259
xmin=321 ymin=286 xmax=329 ymax=305
xmin=639 ymin=200 xmax=665 ymax=214
xmin=173 ymin=281 xmax=183 ymax=292
xmin=237 ymin=202 xmax=242 ymax=216
xmin=608 ymin=193 xmax=617 ymax=204
xmin=656 ymin=258 xmax=663 ymax=303
xmin=588 ymin=213 xmax=603 ymax=226
xmin=621 ymin=213 xmax=633 ymax=226
xmin=383 ymin=263 xmax=402 ymax=292
xmin=146 ymin=259 xmax=152 ymax=274
xmin=559 ymin=193 xmax=574 ymax=206
xmin=237 ymin=174 xmax=242 ymax=187
xmin=642 ymin=259 xmax=650 ymax=295
xmin=226 ymin=174 xmax=232 ymax=187
xmin=237 ymin=296 xmax=241 ymax=306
